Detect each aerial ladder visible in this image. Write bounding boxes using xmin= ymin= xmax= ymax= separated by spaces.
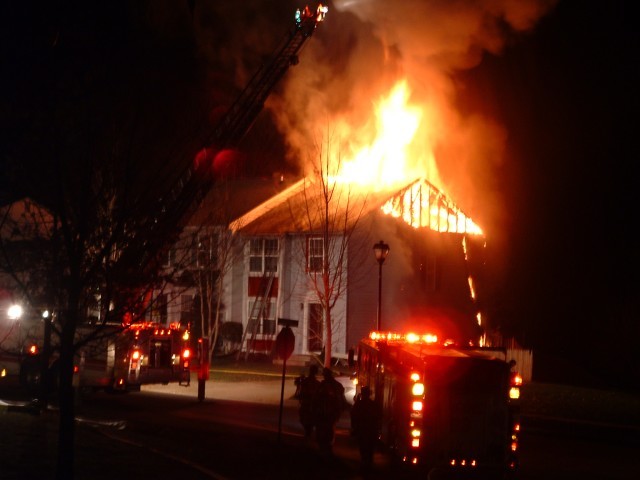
xmin=116 ymin=5 xmax=328 ymax=297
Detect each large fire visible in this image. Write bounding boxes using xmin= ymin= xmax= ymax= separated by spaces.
xmin=335 ymin=80 xmax=422 ymax=188
xmin=331 ymin=80 xmax=483 ymax=235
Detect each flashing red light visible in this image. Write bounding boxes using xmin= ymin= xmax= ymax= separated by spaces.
xmin=28 ymin=344 xmax=38 ymax=355
xmin=131 ymin=350 xmax=141 ymax=360
xmin=370 ymin=331 xmax=438 ymax=344
xmin=73 ymin=365 xmax=79 ymax=373
xmin=512 ymin=373 xmax=523 ymax=386
xmin=182 ymin=348 xmax=191 ymax=359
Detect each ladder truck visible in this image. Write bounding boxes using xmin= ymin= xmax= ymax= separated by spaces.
xmin=355 ymin=330 xmax=522 ymax=478
xmin=120 ymin=4 xmax=328 ymax=282
xmin=1 ymin=5 xmax=327 ymax=394
xmin=119 ymin=2 xmax=328 ymax=366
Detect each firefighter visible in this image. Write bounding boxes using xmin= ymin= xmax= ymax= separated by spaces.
xmin=297 ymin=364 xmax=320 ymax=439
xmin=314 ymin=367 xmax=346 ymax=455
xmin=350 ymin=386 xmax=381 ymax=472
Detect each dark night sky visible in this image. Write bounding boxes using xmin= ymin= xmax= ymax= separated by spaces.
xmin=464 ymin=1 xmax=639 ymax=387
xmin=1 ymin=1 xmax=638 ymax=388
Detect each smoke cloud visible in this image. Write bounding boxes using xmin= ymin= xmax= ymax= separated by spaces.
xmin=268 ymin=0 xmax=557 ymax=234
xmin=189 ymin=0 xmax=556 ymax=243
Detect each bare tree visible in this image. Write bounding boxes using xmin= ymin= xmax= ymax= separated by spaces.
xmin=204 ymin=224 xmax=244 ymax=358
xmin=0 ymin=151 xmax=179 ymax=478
xmin=172 ymin=184 xmax=247 ymax=363
xmin=292 ymin=135 xmax=368 ymax=368
xmin=0 ymin=7 xmax=210 ymax=478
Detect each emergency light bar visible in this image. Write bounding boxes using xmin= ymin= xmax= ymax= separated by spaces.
xmin=128 ymin=321 xmax=183 ymax=331
xmin=369 ymin=331 xmax=439 ymax=345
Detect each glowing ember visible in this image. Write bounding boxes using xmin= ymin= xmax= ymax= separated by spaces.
xmin=381 ymin=179 xmax=483 ymax=234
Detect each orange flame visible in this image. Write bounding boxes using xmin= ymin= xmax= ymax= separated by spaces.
xmin=331 ymin=80 xmax=482 ymax=234
xmin=336 ymin=80 xmax=422 ymax=188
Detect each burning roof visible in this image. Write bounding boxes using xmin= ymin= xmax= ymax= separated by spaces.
xmin=229 ymin=176 xmax=482 ymax=236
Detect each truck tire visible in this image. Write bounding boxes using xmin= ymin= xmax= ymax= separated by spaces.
xmin=19 ymin=356 xmax=41 ymax=393
xmin=47 ymin=360 xmax=60 ymax=393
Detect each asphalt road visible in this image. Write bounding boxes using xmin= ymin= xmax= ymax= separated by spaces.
xmin=2 ymin=376 xmax=639 ymax=479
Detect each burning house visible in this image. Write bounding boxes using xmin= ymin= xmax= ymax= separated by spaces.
xmin=147 ymin=1 xmax=554 ymax=379
xmin=150 ymin=72 xmax=508 ymax=366
xmin=156 ymin=172 xmax=490 ymax=365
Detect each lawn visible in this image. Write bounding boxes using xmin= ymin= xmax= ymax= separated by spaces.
xmin=520 ymin=381 xmax=640 ymax=427
xmin=210 ymin=355 xmax=312 ymax=382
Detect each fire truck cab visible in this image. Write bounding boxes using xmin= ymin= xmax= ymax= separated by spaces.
xmin=75 ymin=322 xmax=192 ymax=392
xmin=13 ymin=321 xmax=192 ymax=394
xmin=355 ymin=331 xmax=521 ymax=478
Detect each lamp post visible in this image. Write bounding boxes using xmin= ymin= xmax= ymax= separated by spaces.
xmin=7 ymin=304 xmax=23 ymax=321
xmin=40 ymin=309 xmax=52 ymax=409
xmin=373 ymin=240 xmax=390 ymax=331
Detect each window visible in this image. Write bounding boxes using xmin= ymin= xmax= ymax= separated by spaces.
xmin=308 ymin=303 xmax=323 ymax=351
xmin=161 ymin=248 xmax=175 ymax=267
xmin=149 ymin=340 xmax=171 ymax=368
xmin=249 ymin=238 xmax=279 ymax=273
xmin=307 ymin=236 xmax=323 ymax=273
xmin=153 ymin=294 xmax=168 ymax=325
xmin=197 ymin=232 xmax=218 ymax=268
xmin=180 ymin=294 xmax=193 ymax=325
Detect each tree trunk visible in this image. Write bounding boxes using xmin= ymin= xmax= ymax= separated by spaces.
xmin=323 ymin=275 xmax=332 ymax=369
xmin=56 ymin=312 xmax=78 ymax=479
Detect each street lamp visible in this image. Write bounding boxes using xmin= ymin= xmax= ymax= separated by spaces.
xmin=7 ymin=304 xmax=23 ymax=320
xmin=373 ymin=240 xmax=390 ymax=331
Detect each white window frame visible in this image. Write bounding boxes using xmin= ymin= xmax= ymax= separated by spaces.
xmin=307 ymin=236 xmax=323 ymax=273
xmin=249 ymin=238 xmax=279 ymax=274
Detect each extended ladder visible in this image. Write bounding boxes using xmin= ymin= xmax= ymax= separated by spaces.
xmin=119 ymin=7 xmax=327 ymax=283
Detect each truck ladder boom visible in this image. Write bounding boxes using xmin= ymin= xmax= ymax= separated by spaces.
xmin=129 ymin=9 xmax=325 ymax=278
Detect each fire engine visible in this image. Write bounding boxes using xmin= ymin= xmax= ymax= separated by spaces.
xmin=355 ymin=330 xmax=522 ymax=478
xmin=1 ymin=320 xmax=191 ymax=393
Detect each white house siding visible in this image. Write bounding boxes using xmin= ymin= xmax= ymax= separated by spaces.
xmin=230 ymin=233 xmax=348 ymax=358
xmin=228 ymin=247 xmax=246 ymax=327
xmin=281 ymin=235 xmax=347 ymax=355
xmin=278 ymin=235 xmax=305 ymax=352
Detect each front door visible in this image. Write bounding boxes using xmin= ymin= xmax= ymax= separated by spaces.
xmin=307 ymin=303 xmax=323 ymax=352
